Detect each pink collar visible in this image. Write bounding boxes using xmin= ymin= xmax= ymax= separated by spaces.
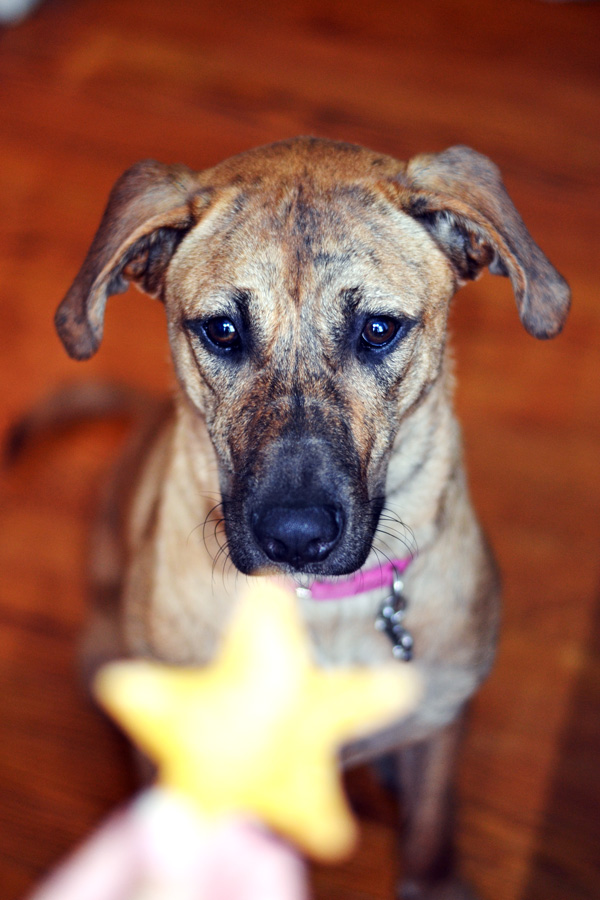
xmin=295 ymin=557 xmax=412 ymax=601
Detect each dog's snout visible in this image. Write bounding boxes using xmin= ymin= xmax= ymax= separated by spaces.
xmin=253 ymin=504 xmax=343 ymax=568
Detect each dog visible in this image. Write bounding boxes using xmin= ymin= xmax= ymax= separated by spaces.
xmin=54 ymin=137 xmax=570 ymax=899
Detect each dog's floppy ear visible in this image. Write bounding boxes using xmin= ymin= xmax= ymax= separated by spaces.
xmin=55 ymin=160 xmax=210 ymax=360
xmin=391 ymin=146 xmax=570 ymax=338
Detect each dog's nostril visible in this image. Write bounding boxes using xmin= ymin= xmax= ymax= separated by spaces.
xmin=253 ymin=505 xmax=343 ymax=567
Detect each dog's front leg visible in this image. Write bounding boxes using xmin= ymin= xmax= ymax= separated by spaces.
xmin=396 ymin=709 xmax=476 ymax=900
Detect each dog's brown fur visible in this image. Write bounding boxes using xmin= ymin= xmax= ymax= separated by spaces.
xmin=56 ymin=138 xmax=570 ymax=899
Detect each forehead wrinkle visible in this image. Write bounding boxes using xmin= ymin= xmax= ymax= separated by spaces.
xmin=177 ymin=179 xmax=450 ymax=335
xmin=275 ymin=196 xmax=359 ymax=311
xmin=202 ymin=182 xmax=377 ymax=293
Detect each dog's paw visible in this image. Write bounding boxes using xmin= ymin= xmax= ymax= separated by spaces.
xmin=398 ymin=877 xmax=479 ymax=900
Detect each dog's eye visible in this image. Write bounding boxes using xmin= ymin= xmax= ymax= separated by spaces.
xmin=202 ymin=317 xmax=241 ymax=351
xmin=360 ymin=316 xmax=400 ymax=349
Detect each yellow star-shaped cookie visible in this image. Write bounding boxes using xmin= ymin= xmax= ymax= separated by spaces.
xmin=95 ymin=580 xmax=420 ymax=860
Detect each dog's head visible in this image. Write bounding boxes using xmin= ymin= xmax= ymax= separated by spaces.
xmin=56 ymin=138 xmax=570 ymax=576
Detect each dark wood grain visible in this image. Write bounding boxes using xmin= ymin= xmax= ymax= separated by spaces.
xmin=1 ymin=1 xmax=599 ymax=898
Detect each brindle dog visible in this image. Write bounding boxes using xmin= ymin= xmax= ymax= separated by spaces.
xmin=55 ymin=138 xmax=570 ymax=899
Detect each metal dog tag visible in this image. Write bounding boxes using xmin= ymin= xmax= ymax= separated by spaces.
xmin=375 ymin=568 xmax=414 ymax=661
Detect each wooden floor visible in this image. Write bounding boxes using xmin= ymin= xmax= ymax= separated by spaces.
xmin=0 ymin=0 xmax=599 ymax=897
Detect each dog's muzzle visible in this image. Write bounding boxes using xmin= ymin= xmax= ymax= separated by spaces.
xmin=221 ymin=432 xmax=380 ymax=577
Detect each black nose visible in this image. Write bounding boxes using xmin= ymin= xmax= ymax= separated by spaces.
xmin=253 ymin=505 xmax=343 ymax=567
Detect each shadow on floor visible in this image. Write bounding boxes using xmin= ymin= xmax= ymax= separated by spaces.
xmin=522 ymin=571 xmax=600 ymax=900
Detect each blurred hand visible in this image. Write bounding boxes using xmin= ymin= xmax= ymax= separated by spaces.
xmin=29 ymin=788 xmax=308 ymax=900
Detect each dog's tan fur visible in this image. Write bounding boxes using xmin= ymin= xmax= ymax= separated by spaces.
xmin=56 ymin=138 xmax=569 ymax=899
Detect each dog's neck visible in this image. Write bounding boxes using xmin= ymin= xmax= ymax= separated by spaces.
xmin=290 ymin=557 xmax=415 ymax=661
